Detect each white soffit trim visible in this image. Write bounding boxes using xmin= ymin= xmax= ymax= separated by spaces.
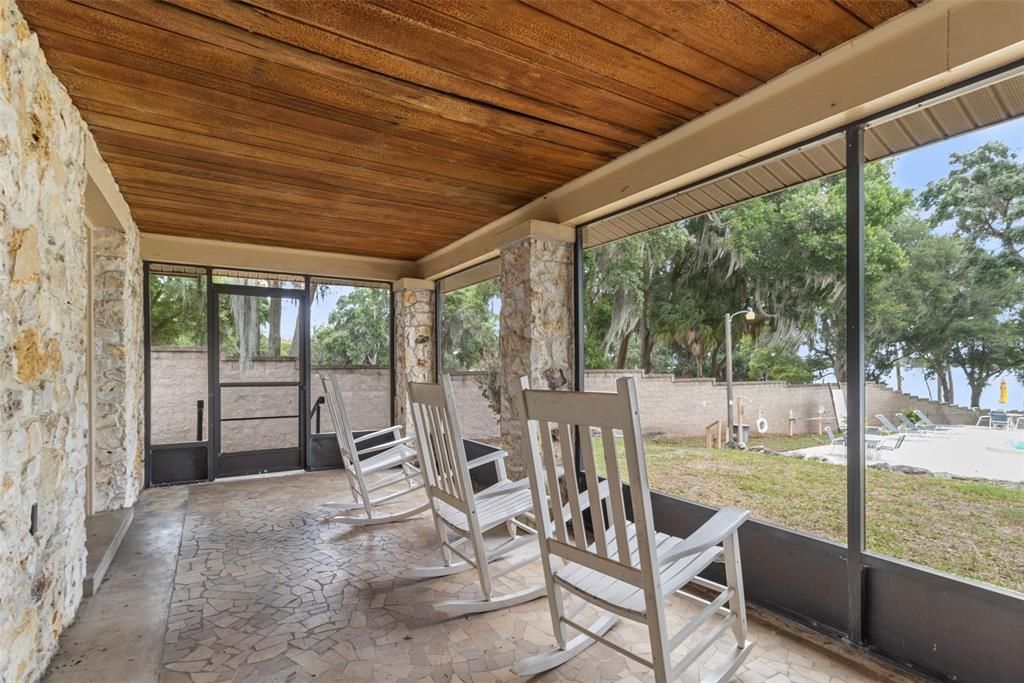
xmin=142 ymin=233 xmax=416 ymax=282
xmin=585 ymin=68 xmax=1024 ymax=248
xmin=439 ymin=259 xmax=500 ymax=294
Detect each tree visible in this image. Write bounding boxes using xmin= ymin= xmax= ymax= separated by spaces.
xmin=744 ymin=339 xmax=814 ymax=384
xmin=867 ymin=217 xmax=962 ymax=401
xmin=723 ymin=161 xmax=913 ymax=381
xmin=440 ymin=279 xmax=500 ymax=371
xmin=920 ymin=141 xmax=1024 ymax=266
xmin=586 ymin=223 xmax=688 ymax=372
xmin=946 ymin=248 xmax=1024 ymax=406
xmin=148 ymin=274 xmax=206 ymax=347
xmin=312 ymin=287 xmax=391 ymax=366
xmin=583 ymin=163 xmax=914 ymax=382
xmin=915 ymin=141 xmax=1024 ymax=404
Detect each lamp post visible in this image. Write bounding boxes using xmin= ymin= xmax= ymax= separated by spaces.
xmin=725 ymin=307 xmax=756 ymax=446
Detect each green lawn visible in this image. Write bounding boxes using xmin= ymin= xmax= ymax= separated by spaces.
xmin=595 ymin=435 xmax=1024 ymax=594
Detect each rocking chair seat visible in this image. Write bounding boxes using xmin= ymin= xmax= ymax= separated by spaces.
xmin=555 ymin=524 xmax=723 ymax=617
xmin=434 ymin=479 xmax=535 ymax=533
xmin=359 ymin=442 xmax=419 ymax=475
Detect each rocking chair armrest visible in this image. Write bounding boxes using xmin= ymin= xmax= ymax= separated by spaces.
xmin=356 ymin=436 xmax=415 ymax=456
xmin=657 ymin=507 xmax=750 ymax=568
xmin=354 ymin=425 xmax=404 ymax=443
xmin=467 ymin=449 xmax=509 ymax=470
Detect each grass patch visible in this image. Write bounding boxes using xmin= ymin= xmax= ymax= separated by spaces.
xmin=594 ymin=436 xmax=1024 ymax=594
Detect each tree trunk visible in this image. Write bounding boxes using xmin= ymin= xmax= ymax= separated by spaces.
xmin=639 ymin=323 xmax=653 ymax=373
xmin=639 ymin=292 xmax=653 ymax=373
xmin=934 ymin=365 xmax=952 ymax=404
xmin=268 ymin=297 xmax=281 ymax=356
xmin=229 ymin=295 xmax=260 ymax=373
xmin=615 ymin=331 xmax=632 ymax=369
xmin=289 ymin=283 xmax=315 ymax=357
xmin=894 ymin=347 xmax=903 ymax=393
xmin=969 ymin=382 xmax=984 ymax=408
xmin=947 ymin=367 xmax=956 ymax=405
xmin=835 ymin=363 xmax=847 ymax=384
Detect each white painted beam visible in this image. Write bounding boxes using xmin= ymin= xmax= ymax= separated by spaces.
xmin=84 ymin=134 xmax=133 ymax=231
xmin=141 ymin=232 xmax=417 ymax=282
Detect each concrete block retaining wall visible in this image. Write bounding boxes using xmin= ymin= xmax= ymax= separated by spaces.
xmin=583 ymin=370 xmax=978 ymax=437
xmin=151 ymin=351 xmax=977 ymax=448
xmin=150 ymin=350 xmax=500 ymax=446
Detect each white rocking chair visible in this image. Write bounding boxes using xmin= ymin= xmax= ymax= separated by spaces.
xmin=319 ymin=374 xmax=429 ymax=526
xmin=405 ymin=375 xmax=546 ymax=616
xmin=513 ymin=376 xmax=754 ymax=682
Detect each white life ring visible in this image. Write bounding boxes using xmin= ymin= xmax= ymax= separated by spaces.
xmin=755 ymin=417 xmax=769 ymax=434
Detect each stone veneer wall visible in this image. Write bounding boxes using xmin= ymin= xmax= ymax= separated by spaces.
xmin=393 ymin=284 xmax=435 ymax=436
xmin=91 ymin=219 xmax=144 ymax=512
xmin=1 ymin=2 xmax=89 ymax=679
xmin=498 ymin=237 xmax=574 ymax=478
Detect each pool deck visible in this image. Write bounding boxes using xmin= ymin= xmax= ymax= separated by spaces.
xmin=796 ymin=426 xmax=1024 ymax=483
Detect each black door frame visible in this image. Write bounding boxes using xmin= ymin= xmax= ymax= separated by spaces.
xmin=145 ymin=264 xmax=397 ymax=486
xmin=210 ymin=281 xmax=308 ymax=479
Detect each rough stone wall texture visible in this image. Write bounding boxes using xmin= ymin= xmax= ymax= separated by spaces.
xmin=584 ymin=370 xmax=978 ymax=437
xmin=498 ymin=237 xmax=573 ymax=479
xmin=91 ymin=219 xmax=144 ymax=512
xmin=0 ymin=2 xmax=89 ymax=680
xmin=393 ymin=286 xmax=434 ymax=437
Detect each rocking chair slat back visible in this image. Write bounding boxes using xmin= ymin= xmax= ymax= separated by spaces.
xmin=513 ymin=376 xmax=754 ymax=681
xmin=519 ymin=377 xmax=658 ymax=583
xmin=408 ymin=376 xmax=475 ymax=516
xmin=318 ymin=374 xmax=427 ymax=527
xmin=322 ymin=375 xmax=360 ymax=468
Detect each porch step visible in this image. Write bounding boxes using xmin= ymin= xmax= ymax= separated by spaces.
xmin=83 ymin=507 xmax=134 ymax=596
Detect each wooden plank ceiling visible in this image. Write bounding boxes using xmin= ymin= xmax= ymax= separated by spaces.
xmin=21 ymin=0 xmax=920 ymax=260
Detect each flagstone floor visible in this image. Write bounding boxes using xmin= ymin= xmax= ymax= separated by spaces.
xmin=49 ymin=470 xmax=914 ymax=682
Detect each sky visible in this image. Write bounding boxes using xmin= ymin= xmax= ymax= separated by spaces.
xmin=275 ymin=285 xmax=358 ymax=335
xmin=876 ymin=117 xmax=1024 ymax=409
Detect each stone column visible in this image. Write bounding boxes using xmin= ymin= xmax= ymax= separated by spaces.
xmin=393 ymin=278 xmax=435 ymax=437
xmin=90 ymin=221 xmax=144 ymax=512
xmin=499 ymin=235 xmax=574 ymax=479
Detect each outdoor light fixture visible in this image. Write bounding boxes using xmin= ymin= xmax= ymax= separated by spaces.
xmin=725 ymin=306 xmax=759 ymax=447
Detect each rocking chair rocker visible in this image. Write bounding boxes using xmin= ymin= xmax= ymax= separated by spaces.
xmin=405 ymin=375 xmax=546 ymax=616
xmin=319 ymin=374 xmax=429 ymax=526
xmin=513 ymin=376 xmax=754 ymax=682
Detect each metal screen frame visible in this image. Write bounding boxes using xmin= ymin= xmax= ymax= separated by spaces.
xmin=573 ymin=61 xmax=1024 ymax=682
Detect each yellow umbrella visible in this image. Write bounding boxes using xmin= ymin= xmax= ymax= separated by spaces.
xmin=999 ymin=378 xmax=1009 ymax=405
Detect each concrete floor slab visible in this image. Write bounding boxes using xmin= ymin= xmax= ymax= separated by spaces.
xmin=45 ymin=487 xmax=188 ymax=683
xmin=84 ymin=506 xmax=134 ymax=596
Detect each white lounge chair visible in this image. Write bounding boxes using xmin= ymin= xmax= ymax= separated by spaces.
xmin=512 ymin=376 xmax=753 ymax=682
xmin=977 ymin=410 xmax=1010 ymax=429
xmin=896 ymin=413 xmax=945 ymax=435
xmin=830 ymin=384 xmax=848 ymax=432
xmin=319 ymin=374 xmax=429 ymax=525
xmin=405 ymin=375 xmax=545 ymax=616
xmin=913 ymin=410 xmax=955 ymax=431
xmin=876 ymin=414 xmax=910 ymax=434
